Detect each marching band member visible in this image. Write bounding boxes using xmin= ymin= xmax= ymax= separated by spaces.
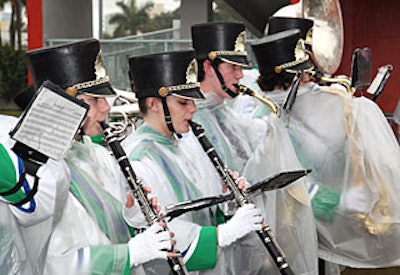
xmin=25 ymin=39 xmax=176 ymax=275
xmin=248 ymin=16 xmax=400 ymax=273
xmin=122 ymin=50 xmax=264 ymax=274
xmin=0 ymin=114 xmax=70 ymax=275
xmin=190 ymin=21 xmax=318 ymax=275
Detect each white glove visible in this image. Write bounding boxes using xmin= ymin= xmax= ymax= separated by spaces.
xmin=341 ymin=184 xmax=371 ymax=213
xmin=123 ymin=194 xmax=160 ymax=229
xmin=128 ymin=223 xmax=171 ymax=267
xmin=123 ymin=203 xmax=148 ymax=229
xmin=218 ymin=203 xmax=263 ymax=247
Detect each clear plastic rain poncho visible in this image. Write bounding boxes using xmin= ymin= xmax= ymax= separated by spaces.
xmin=193 ymin=93 xmax=319 ymax=275
xmin=0 ymin=203 xmax=32 ymax=275
xmin=0 ymin=115 xmax=70 ymax=275
xmin=44 ymin=136 xmax=147 ymax=275
xmin=0 ymin=117 xmax=26 ymax=275
xmin=269 ymin=83 xmax=400 ymax=268
xmin=122 ymin=122 xmax=277 ymax=274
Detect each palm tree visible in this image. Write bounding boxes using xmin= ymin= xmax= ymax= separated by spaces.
xmin=152 ymin=8 xmax=179 ymax=30
xmin=0 ymin=0 xmax=8 ymax=46
xmin=1 ymin=0 xmax=25 ymax=49
xmin=14 ymin=0 xmax=26 ymax=50
xmin=213 ymin=2 xmax=235 ymax=22
xmin=108 ymin=0 xmax=155 ymax=37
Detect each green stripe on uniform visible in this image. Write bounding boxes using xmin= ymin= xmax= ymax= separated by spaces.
xmin=0 ymin=144 xmax=25 ymax=203
xmin=89 ymin=244 xmax=130 ymax=275
xmin=186 ymin=226 xmax=217 ymax=271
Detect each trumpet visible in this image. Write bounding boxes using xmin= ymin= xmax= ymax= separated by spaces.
xmin=234 ymin=84 xmax=280 ymax=116
xmin=310 ymin=68 xmax=353 ymax=94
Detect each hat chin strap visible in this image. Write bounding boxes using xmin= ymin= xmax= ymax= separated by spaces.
xmin=210 ymin=60 xmax=238 ymax=98
xmin=161 ymin=97 xmax=182 ymax=139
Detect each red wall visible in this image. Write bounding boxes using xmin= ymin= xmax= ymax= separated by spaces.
xmin=26 ymin=0 xmax=43 ymax=84
xmin=337 ymin=0 xmax=400 ymax=114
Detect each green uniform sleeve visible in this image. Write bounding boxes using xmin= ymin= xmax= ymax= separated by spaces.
xmin=185 ymin=226 xmax=218 ymax=271
xmin=216 ymin=206 xmax=227 ymax=225
xmin=252 ymin=104 xmax=273 ymax=119
xmin=0 ymin=144 xmax=26 ymax=204
xmin=87 ymin=244 xmax=130 ymax=275
xmin=311 ymin=185 xmax=341 ymax=221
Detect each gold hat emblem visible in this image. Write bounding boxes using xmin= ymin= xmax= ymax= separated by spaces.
xmin=95 ymin=50 xmax=106 ymax=79
xmin=186 ymin=58 xmax=198 ymax=84
xmin=234 ymin=31 xmax=246 ymax=52
xmin=294 ymin=39 xmax=307 ymax=62
xmin=305 ymin=28 xmax=313 ymax=47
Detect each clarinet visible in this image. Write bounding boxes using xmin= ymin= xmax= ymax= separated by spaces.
xmin=189 ymin=120 xmax=295 ymax=275
xmin=101 ymin=122 xmax=189 ymax=275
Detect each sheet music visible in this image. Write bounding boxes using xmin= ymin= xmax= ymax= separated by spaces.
xmin=367 ymin=66 xmax=390 ymax=94
xmin=12 ymin=86 xmax=87 ymax=160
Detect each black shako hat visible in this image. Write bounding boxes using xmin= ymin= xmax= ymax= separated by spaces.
xmin=191 ymin=22 xmax=250 ymax=67
xmin=267 ymin=16 xmax=313 ymax=51
xmin=251 ymin=29 xmax=314 ymax=75
xmin=26 ymin=38 xmax=116 ymax=97
xmin=129 ymin=50 xmax=204 ymax=100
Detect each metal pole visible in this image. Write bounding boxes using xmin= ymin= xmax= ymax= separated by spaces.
xmin=99 ymin=0 xmax=103 ymax=38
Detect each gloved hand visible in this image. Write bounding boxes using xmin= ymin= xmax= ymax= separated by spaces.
xmin=221 ymin=171 xmax=250 ymax=194
xmin=123 ymin=200 xmax=148 ymax=229
xmin=123 ymin=192 xmax=160 ymax=229
xmin=340 ymin=184 xmax=370 ymax=213
xmin=217 ymin=203 xmax=263 ymax=247
xmin=219 ymin=172 xmax=251 ymax=216
xmin=128 ymin=223 xmax=172 ymax=267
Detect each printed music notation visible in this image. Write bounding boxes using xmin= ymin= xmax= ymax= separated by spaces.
xmin=367 ymin=65 xmax=393 ymax=96
xmin=11 ymin=86 xmax=87 ymax=160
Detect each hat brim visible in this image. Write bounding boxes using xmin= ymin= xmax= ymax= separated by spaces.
xmin=219 ymin=55 xmax=251 ymax=68
xmin=172 ymin=87 xmax=205 ymax=100
xmin=285 ymin=60 xmax=314 ymax=74
xmin=78 ymin=82 xmax=117 ymax=97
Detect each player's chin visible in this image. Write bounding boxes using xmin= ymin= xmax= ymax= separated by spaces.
xmin=91 ymin=122 xmax=103 ymax=136
xmin=179 ymin=123 xmax=191 ymax=134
